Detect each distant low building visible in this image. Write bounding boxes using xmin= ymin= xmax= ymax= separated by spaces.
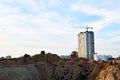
xmin=97 ymin=55 xmax=112 ymax=61
xmin=6 ymin=55 xmax=11 ymax=59
xmin=70 ymin=51 xmax=78 ymax=59
xmin=60 ymin=51 xmax=78 ymax=59
xmin=0 ymin=57 xmax=4 ymax=61
xmin=60 ymin=55 xmax=69 ymax=59
xmin=94 ymin=53 xmax=97 ymax=60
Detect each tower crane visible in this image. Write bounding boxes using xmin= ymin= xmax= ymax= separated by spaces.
xmin=81 ymin=25 xmax=93 ymax=31
xmin=71 ymin=25 xmax=93 ymax=32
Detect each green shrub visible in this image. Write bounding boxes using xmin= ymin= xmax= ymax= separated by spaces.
xmin=23 ymin=54 xmax=30 ymax=58
xmin=40 ymin=50 xmax=45 ymax=55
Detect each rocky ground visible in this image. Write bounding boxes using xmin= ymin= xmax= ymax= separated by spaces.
xmin=0 ymin=53 xmax=120 ymax=80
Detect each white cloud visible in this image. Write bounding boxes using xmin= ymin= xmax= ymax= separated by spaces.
xmin=0 ymin=0 xmax=119 ymax=57
xmin=95 ymin=38 xmax=120 ymax=57
xmin=0 ymin=0 xmax=38 ymax=11
xmin=0 ymin=0 xmax=73 ymax=57
xmin=70 ymin=2 xmax=120 ymax=31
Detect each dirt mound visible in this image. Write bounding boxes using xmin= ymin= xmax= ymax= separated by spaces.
xmin=0 ymin=53 xmax=120 ymax=80
xmin=96 ymin=64 xmax=120 ymax=80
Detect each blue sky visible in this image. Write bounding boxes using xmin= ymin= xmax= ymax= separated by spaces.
xmin=0 ymin=0 xmax=120 ymax=57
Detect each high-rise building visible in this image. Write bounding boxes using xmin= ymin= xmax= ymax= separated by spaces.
xmin=78 ymin=31 xmax=94 ymax=60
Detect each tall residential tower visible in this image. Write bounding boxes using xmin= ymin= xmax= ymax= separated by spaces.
xmin=78 ymin=31 xmax=95 ymax=60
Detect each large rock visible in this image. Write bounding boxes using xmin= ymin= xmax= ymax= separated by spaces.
xmin=50 ymin=59 xmax=104 ymax=80
xmin=0 ymin=64 xmax=40 ymax=80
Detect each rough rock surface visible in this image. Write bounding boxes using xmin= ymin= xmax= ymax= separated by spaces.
xmin=95 ymin=64 xmax=120 ymax=80
xmin=0 ymin=53 xmax=120 ymax=80
xmin=0 ymin=64 xmax=40 ymax=80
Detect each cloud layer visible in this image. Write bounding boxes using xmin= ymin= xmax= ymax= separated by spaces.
xmin=0 ymin=0 xmax=120 ymax=57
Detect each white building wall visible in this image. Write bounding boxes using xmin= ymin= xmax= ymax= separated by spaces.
xmin=78 ymin=32 xmax=87 ymax=58
xmin=94 ymin=53 xmax=97 ymax=61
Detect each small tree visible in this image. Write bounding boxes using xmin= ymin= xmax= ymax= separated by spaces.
xmin=40 ymin=50 xmax=45 ymax=55
xmin=23 ymin=54 xmax=30 ymax=64
xmin=117 ymin=55 xmax=120 ymax=60
xmin=23 ymin=54 xmax=30 ymax=58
